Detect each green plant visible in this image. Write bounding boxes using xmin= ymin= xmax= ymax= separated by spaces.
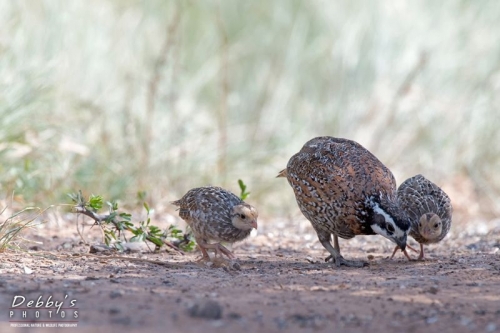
xmin=69 ymin=191 xmax=195 ymax=252
xmin=238 ymin=179 xmax=250 ymax=200
xmin=0 ymin=204 xmax=43 ymax=252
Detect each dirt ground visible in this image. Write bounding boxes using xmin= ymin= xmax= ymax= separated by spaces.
xmin=0 ymin=214 xmax=499 ymax=333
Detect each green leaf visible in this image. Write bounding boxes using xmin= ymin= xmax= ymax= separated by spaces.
xmin=130 ymin=227 xmax=141 ymax=236
xmin=130 ymin=233 xmax=145 ymax=242
xmin=68 ymin=190 xmax=85 ymax=205
xmin=238 ymin=179 xmax=250 ymax=200
xmin=148 ymin=236 xmax=163 ymax=247
xmin=115 ymin=242 xmax=124 ymax=252
xmin=143 ymin=202 xmax=150 ymax=215
xmin=104 ymin=212 xmax=117 ymax=224
xmin=119 ymin=212 xmax=131 ymax=221
xmin=238 ymin=179 xmax=246 ymax=192
xmin=180 ymin=239 xmax=196 ymax=252
xmin=123 ymin=221 xmax=134 ymax=228
xmin=105 ymin=230 xmax=117 ymax=240
xmin=149 ymin=225 xmax=161 ymax=234
xmin=107 ymin=201 xmax=119 ymax=211
xmin=89 ymin=194 xmax=103 ymax=211
xmin=104 ymin=234 xmax=111 ymax=246
xmin=137 ymin=191 xmax=147 ymax=202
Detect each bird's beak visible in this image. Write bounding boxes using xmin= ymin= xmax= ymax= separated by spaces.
xmin=251 ymin=220 xmax=258 ymax=229
xmin=396 ymin=235 xmax=407 ymax=252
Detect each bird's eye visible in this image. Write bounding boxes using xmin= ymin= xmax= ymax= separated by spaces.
xmin=434 ymin=223 xmax=439 ymax=228
xmin=386 ymin=224 xmax=395 ymax=233
xmin=240 ymin=214 xmax=246 ymax=219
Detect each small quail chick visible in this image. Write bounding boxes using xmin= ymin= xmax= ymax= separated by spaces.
xmin=392 ymin=174 xmax=452 ymax=260
xmin=279 ymin=137 xmax=410 ymax=267
xmin=171 ymin=186 xmax=258 ymax=260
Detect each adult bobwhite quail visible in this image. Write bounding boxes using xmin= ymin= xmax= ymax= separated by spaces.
xmin=391 ymin=174 xmax=452 ymax=260
xmin=278 ymin=137 xmax=410 ymax=267
xmin=171 ymin=186 xmax=258 ymax=260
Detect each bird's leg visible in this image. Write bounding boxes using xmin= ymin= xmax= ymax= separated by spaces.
xmin=320 ymin=233 xmax=367 ymax=268
xmin=334 ymin=234 xmax=340 ymax=252
xmin=407 ymin=244 xmax=419 ymax=253
xmin=196 ymin=239 xmax=235 ymax=260
xmin=401 ymin=248 xmax=412 ymax=260
xmin=324 ymin=235 xmax=341 ymax=262
xmin=390 ymin=246 xmax=400 ymax=259
xmin=194 ymin=237 xmax=211 ymax=261
xmin=417 ymin=243 xmax=425 ymax=260
xmin=320 ymin=236 xmax=340 ymax=262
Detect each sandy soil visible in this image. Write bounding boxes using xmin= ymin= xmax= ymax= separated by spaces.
xmin=0 ymin=215 xmax=499 ymax=333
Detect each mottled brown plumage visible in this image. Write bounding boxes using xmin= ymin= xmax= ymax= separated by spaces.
xmin=278 ymin=137 xmax=410 ymax=267
xmin=171 ymin=186 xmax=258 ymax=260
xmin=392 ymin=174 xmax=452 ymax=260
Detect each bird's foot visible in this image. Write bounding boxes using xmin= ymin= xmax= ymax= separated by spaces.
xmin=390 ymin=244 xmax=419 ymax=260
xmin=325 ymin=255 xmax=368 ymax=268
xmin=213 ymin=243 xmax=235 ymax=259
xmin=195 ymin=256 xmax=210 ymax=263
xmin=195 ymin=245 xmax=211 ymax=262
xmin=390 ymin=246 xmax=402 ymax=259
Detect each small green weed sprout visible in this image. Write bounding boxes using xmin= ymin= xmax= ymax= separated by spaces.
xmin=238 ymin=179 xmax=251 ymax=200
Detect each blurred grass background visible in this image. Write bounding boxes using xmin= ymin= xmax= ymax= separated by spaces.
xmin=0 ymin=0 xmax=499 ymax=225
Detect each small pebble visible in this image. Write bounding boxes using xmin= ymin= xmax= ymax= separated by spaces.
xmin=460 ymin=316 xmax=472 ymax=326
xmin=85 ymin=276 xmax=99 ymax=280
xmin=188 ymin=300 xmax=223 ymax=320
xmin=427 ymin=286 xmax=439 ymax=294
xmin=122 ymin=242 xmax=149 ymax=252
xmin=227 ymin=312 xmax=242 ymax=319
xmin=89 ymin=244 xmax=112 ymax=253
xmin=109 ymin=307 xmax=121 ymax=315
xmin=23 ymin=266 xmax=33 ymax=275
xmin=486 ymin=323 xmax=496 ymax=332
xmin=230 ymin=261 xmax=241 ymax=270
xmin=109 ymin=290 xmax=124 ymax=299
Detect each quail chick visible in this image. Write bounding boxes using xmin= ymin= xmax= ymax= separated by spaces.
xmin=278 ymin=137 xmax=410 ymax=267
xmin=171 ymin=186 xmax=258 ymax=260
xmin=392 ymin=174 xmax=452 ymax=260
